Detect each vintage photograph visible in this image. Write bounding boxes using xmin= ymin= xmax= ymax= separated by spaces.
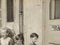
xmin=1 ymin=0 xmax=60 ymax=45
xmin=0 ymin=0 xmax=40 ymax=45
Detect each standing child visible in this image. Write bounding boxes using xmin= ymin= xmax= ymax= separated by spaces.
xmin=0 ymin=28 xmax=14 ymax=45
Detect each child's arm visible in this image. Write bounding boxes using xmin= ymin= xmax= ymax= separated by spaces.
xmin=9 ymin=39 xmax=14 ymax=45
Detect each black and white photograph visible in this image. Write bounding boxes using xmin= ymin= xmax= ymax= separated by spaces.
xmin=1 ymin=0 xmax=60 ymax=45
xmin=0 ymin=0 xmax=41 ymax=45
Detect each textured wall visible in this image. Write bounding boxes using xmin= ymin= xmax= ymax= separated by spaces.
xmin=23 ymin=0 xmax=43 ymax=45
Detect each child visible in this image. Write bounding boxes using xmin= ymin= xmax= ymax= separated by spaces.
xmin=14 ymin=33 xmax=24 ymax=45
xmin=0 ymin=28 xmax=14 ymax=45
xmin=30 ymin=33 xmax=39 ymax=45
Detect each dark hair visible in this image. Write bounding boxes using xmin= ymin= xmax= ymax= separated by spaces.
xmin=17 ymin=33 xmax=24 ymax=40
xmin=30 ymin=33 xmax=39 ymax=38
xmin=15 ymin=33 xmax=24 ymax=44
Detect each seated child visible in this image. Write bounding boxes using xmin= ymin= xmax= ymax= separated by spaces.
xmin=30 ymin=33 xmax=39 ymax=45
xmin=0 ymin=28 xmax=14 ymax=45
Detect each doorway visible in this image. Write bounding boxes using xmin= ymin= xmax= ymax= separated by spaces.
xmin=44 ymin=0 xmax=60 ymax=45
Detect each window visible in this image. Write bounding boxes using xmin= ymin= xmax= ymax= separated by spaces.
xmin=50 ymin=0 xmax=60 ymax=20
xmin=7 ymin=0 xmax=14 ymax=22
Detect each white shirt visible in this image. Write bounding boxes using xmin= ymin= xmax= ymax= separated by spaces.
xmin=0 ymin=37 xmax=11 ymax=45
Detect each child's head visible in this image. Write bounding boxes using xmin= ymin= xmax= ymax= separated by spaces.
xmin=30 ymin=33 xmax=39 ymax=43
xmin=1 ymin=28 xmax=9 ymax=38
xmin=1 ymin=27 xmax=13 ymax=38
xmin=15 ymin=33 xmax=24 ymax=44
